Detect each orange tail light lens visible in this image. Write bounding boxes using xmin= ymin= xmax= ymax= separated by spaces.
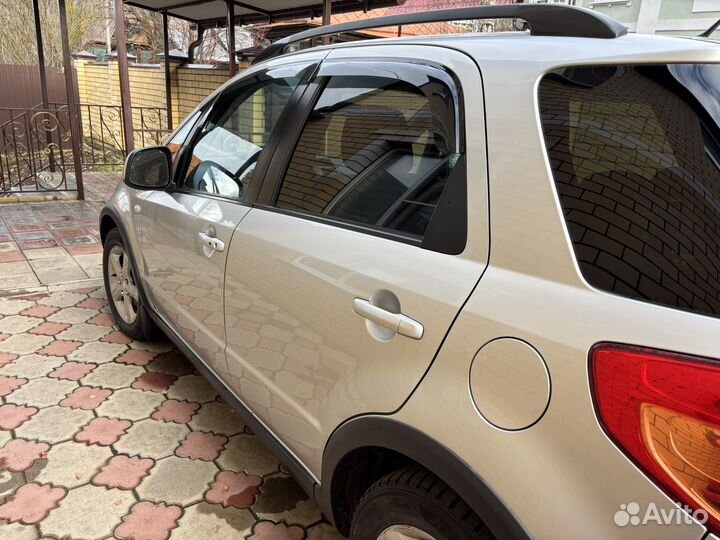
xmin=591 ymin=343 xmax=720 ymax=533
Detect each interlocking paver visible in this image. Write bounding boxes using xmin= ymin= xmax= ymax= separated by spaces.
xmin=117 ymin=349 xmax=157 ymax=366
xmin=15 ymin=406 xmax=93 ymax=444
xmin=75 ymin=417 xmax=132 ymax=446
xmin=254 ymin=475 xmax=323 ymax=526
xmin=132 ymin=371 xmax=177 ymax=393
xmin=176 ymin=431 xmax=227 ymax=461
xmin=82 ymin=362 xmax=144 ymax=389
xmin=0 ymin=299 xmax=34 ymax=316
xmin=247 ymin=521 xmax=305 ymax=540
xmin=114 ymin=418 xmax=189 ymax=459
xmin=48 ymin=361 xmax=95 ymax=381
xmin=218 ymin=435 xmax=281 ymax=476
xmin=5 ymin=378 xmax=76 ymax=408
xmin=59 ymin=386 xmax=112 ymax=409
xmin=206 ymin=471 xmax=262 ymax=509
xmin=137 ymin=455 xmax=217 ymax=506
xmin=92 ymin=455 xmax=154 ymax=490
xmin=27 ymin=440 xmax=112 ymax=488
xmin=0 ymin=405 xmax=37 ymax=430
xmin=46 ymin=307 xmax=95 ymax=324
xmin=172 ymin=502 xmax=255 ymax=540
xmin=0 ymin=376 xmax=27 ymax=397
xmin=0 ymin=334 xmax=52 ymax=356
xmin=96 ymin=387 xmax=165 ymax=420
xmin=0 ymin=285 xmax=341 ymax=539
xmin=0 ymin=483 xmax=65 ymax=525
xmin=0 ymin=354 xmax=63 ymax=379
xmin=189 ymin=401 xmax=245 ymax=436
xmin=114 ymin=501 xmax=182 ymax=540
xmin=167 ymin=374 xmax=219 ymax=403
xmin=39 ymin=484 xmax=134 ymax=539
xmin=152 ymin=400 xmax=200 ymax=423
xmin=0 ymin=440 xmax=49 ymax=472
xmin=0 ymin=316 xmax=41 ymax=334
xmin=59 ymin=325 xmax=114 ymax=345
xmin=36 ymin=339 xmax=82 ymax=357
xmin=146 ymin=350 xmax=194 ymax=376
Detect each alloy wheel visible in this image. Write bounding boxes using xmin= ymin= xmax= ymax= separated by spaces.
xmin=107 ymin=244 xmax=139 ymax=324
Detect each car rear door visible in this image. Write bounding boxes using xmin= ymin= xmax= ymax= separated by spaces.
xmin=223 ymin=45 xmax=488 ymax=474
xmin=138 ymin=54 xmax=323 ymax=375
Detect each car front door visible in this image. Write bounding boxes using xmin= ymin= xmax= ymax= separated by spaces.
xmin=223 ymin=45 xmax=489 ymax=474
xmin=139 ymin=56 xmax=320 ymax=374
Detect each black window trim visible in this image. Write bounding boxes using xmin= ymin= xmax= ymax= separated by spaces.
xmin=257 ymin=56 xmax=468 ymax=255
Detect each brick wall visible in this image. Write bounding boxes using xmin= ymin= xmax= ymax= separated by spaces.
xmin=539 ymin=66 xmax=720 ymax=317
xmin=74 ymin=59 xmax=231 ymax=150
xmin=175 ymin=66 xmax=230 ymax=123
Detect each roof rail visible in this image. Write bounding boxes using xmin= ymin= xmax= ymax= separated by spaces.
xmin=699 ymin=17 xmax=720 ymax=37
xmin=253 ymin=4 xmax=627 ymax=64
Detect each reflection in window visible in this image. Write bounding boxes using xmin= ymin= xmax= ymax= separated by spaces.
xmin=539 ymin=64 xmax=720 ymax=318
xmin=182 ymin=64 xmax=312 ymax=200
xmin=277 ymin=72 xmax=458 ymax=239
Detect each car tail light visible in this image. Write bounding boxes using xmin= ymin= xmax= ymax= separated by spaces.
xmin=590 ymin=343 xmax=720 ymax=533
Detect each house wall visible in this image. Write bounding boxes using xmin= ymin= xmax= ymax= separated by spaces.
xmin=579 ymin=0 xmax=720 ymax=35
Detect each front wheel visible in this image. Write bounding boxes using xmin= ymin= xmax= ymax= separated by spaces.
xmin=349 ymin=466 xmax=493 ymax=540
xmin=103 ymin=228 xmax=157 ymax=341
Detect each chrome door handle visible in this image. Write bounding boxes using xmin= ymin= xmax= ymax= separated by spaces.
xmin=352 ymin=298 xmax=424 ymax=340
xmin=198 ymin=232 xmax=225 ymax=252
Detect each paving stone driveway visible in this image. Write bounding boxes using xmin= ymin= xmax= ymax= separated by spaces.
xmin=0 ymin=284 xmax=340 ymax=540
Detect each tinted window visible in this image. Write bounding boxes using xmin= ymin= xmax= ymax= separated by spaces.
xmin=539 ymin=64 xmax=720 ymax=318
xmin=165 ymin=108 xmax=202 ymax=162
xmin=181 ymin=63 xmax=312 ymax=200
xmin=276 ymin=68 xmax=460 ymax=240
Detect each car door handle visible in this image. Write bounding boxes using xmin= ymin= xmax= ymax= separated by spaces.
xmin=198 ymin=232 xmax=225 ymax=252
xmin=352 ymin=298 xmax=424 ymax=340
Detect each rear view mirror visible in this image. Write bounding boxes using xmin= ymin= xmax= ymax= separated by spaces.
xmin=124 ymin=146 xmax=172 ymax=190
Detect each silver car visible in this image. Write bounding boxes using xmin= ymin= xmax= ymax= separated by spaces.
xmin=101 ymin=5 xmax=720 ymax=539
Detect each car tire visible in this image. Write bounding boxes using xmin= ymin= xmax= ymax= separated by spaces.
xmin=102 ymin=228 xmax=158 ymax=341
xmin=349 ymin=465 xmax=493 ymax=540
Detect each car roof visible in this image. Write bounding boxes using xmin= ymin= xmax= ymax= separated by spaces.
xmin=278 ymin=31 xmax=720 ymax=69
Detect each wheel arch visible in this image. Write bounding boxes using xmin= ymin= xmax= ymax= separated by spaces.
xmin=100 ymin=211 xmax=118 ymax=245
xmin=318 ymin=416 xmax=530 ymax=540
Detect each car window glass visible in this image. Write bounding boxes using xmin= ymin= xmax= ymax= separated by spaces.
xmin=539 ymin=64 xmax=720 ymax=319
xmin=165 ymin=109 xmax=202 ymax=161
xmin=275 ymin=69 xmax=460 ymax=240
xmin=181 ymin=63 xmax=313 ymax=201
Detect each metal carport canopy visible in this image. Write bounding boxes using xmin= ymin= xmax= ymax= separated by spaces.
xmin=124 ymin=0 xmax=401 ymax=26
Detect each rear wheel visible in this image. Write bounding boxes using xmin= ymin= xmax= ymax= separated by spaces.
xmin=103 ymin=228 xmax=157 ymax=341
xmin=349 ymin=466 xmax=493 ymax=540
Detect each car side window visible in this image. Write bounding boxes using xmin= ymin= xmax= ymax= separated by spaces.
xmin=275 ymin=64 xmax=462 ymax=242
xmin=165 ymin=108 xmax=203 ymax=162
xmin=180 ymin=63 xmax=314 ymax=201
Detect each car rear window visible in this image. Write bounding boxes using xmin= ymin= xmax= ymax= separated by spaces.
xmin=539 ymin=64 xmax=720 ymax=318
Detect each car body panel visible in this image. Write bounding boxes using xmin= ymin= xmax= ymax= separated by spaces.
xmin=101 ymin=30 xmax=720 ymax=540
xmin=222 ymin=44 xmax=489 ymax=475
xmin=139 ymin=192 xmax=251 ymax=375
xmin=383 ymin=34 xmax=720 ymax=540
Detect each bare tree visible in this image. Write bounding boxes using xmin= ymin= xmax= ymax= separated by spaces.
xmin=0 ymin=0 xmax=107 ymax=66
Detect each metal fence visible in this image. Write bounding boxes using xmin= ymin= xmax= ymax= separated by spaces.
xmin=0 ymin=106 xmax=75 ymax=194
xmin=71 ymin=103 xmax=169 ymax=169
xmin=0 ymin=103 xmax=170 ymax=196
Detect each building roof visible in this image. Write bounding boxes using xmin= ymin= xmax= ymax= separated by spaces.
xmin=123 ymin=0 xmax=401 ymax=26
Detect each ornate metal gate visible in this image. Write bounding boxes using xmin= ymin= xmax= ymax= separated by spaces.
xmin=0 ymin=103 xmax=169 ymax=197
xmin=0 ymin=106 xmax=77 ymax=195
